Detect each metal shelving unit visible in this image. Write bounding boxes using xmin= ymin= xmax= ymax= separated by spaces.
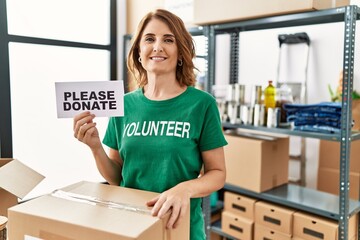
xmin=203 ymin=5 xmax=360 ymax=240
xmin=222 ymin=122 xmax=360 ymax=141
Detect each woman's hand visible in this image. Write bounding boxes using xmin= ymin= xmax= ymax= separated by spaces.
xmin=146 ymin=183 xmax=191 ymax=229
xmin=73 ymin=111 xmax=101 ymax=149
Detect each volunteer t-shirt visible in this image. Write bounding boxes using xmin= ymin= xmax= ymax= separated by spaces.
xmin=103 ymin=86 xmax=227 ymax=240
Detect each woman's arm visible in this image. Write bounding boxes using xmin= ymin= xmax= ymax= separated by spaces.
xmin=147 ymin=147 xmax=226 ymax=229
xmin=73 ymin=111 xmax=123 ymax=185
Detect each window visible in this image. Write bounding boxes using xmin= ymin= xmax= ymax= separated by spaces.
xmin=0 ymin=0 xmax=118 ymax=199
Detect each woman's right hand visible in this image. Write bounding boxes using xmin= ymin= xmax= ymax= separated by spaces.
xmin=73 ymin=111 xmax=101 ymax=149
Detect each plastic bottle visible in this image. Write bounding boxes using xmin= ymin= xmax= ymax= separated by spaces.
xmin=276 ymin=83 xmax=293 ymax=126
xmin=264 ymin=80 xmax=276 ymax=109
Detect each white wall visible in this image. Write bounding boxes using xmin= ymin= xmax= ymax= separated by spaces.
xmin=215 ymin=21 xmax=360 ymax=189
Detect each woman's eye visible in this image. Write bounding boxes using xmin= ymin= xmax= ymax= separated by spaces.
xmin=164 ymin=38 xmax=174 ymax=43
xmin=145 ymin=37 xmax=154 ymax=42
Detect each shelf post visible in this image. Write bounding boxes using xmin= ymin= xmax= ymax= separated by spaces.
xmin=339 ymin=5 xmax=357 ymax=240
xmin=205 ymin=26 xmax=215 ymax=94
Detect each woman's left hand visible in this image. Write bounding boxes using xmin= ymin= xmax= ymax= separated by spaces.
xmin=146 ymin=183 xmax=191 ymax=229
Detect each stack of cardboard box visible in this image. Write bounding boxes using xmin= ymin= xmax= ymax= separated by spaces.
xmin=221 ymin=195 xmax=358 ymax=240
xmin=254 ymin=201 xmax=295 ymax=239
xmin=221 ymin=191 xmax=257 ymax=239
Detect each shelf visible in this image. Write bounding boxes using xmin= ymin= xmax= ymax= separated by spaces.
xmin=211 ymin=220 xmax=237 ymax=240
xmin=224 ymin=183 xmax=360 ymax=221
xmin=212 ymin=5 xmax=360 ymax=33
xmin=222 ymin=122 xmax=360 ymax=141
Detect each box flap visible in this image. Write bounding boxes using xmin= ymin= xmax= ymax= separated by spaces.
xmin=0 ymin=158 xmax=13 ymax=168
xmin=0 ymin=159 xmax=45 ymax=199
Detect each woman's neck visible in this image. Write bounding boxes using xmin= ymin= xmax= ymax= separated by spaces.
xmin=144 ymin=74 xmax=186 ymax=100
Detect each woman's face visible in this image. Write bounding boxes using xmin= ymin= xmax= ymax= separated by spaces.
xmin=138 ymin=18 xmax=179 ymax=76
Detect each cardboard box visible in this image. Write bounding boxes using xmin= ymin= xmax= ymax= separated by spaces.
xmin=193 ymin=0 xmax=350 ymax=25
xmin=210 ymin=232 xmax=224 ymax=240
xmin=126 ymin=0 xmax=164 ymax=34
xmin=0 ymin=158 xmax=44 ymax=217
xmin=221 ymin=211 xmax=253 ymax=240
xmin=254 ymin=201 xmax=295 ymax=235
xmin=224 ymin=191 xmax=257 ymax=220
xmin=317 ymin=167 xmax=359 ymax=200
xmin=318 ymin=140 xmax=360 ymax=172
xmin=254 ymin=223 xmax=292 ymax=240
xmin=224 ymin=134 xmax=289 ymax=192
xmin=293 ymin=211 xmax=357 ymax=240
xmin=8 ymin=181 xmax=189 ymax=240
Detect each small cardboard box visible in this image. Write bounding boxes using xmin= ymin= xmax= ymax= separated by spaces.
xmin=224 ymin=134 xmax=289 ymax=192
xmin=317 ymin=167 xmax=359 ymax=200
xmin=0 ymin=158 xmax=44 ymax=217
xmin=293 ymin=211 xmax=357 ymax=240
xmin=8 ymin=181 xmax=190 ymax=240
xmin=254 ymin=201 xmax=295 ymax=235
xmin=224 ymin=191 xmax=257 ymax=220
xmin=221 ymin=210 xmax=253 ymax=240
xmin=193 ymin=0 xmax=350 ymax=25
xmin=318 ymin=140 xmax=360 ymax=172
xmin=254 ymin=223 xmax=292 ymax=240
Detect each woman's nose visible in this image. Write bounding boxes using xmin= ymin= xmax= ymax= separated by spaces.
xmin=153 ymin=42 xmax=163 ymax=52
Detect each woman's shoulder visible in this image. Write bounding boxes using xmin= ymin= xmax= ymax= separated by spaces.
xmin=124 ymin=88 xmax=142 ymax=99
xmin=187 ymin=86 xmax=216 ymax=102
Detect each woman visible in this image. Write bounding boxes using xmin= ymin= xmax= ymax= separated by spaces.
xmin=73 ymin=9 xmax=227 ymax=240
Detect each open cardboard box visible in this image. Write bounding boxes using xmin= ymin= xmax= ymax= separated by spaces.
xmin=0 ymin=158 xmax=44 ymax=217
xmin=8 ymin=181 xmax=190 ymax=240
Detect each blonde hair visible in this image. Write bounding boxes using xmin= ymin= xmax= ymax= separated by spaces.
xmin=127 ymin=9 xmax=197 ymax=87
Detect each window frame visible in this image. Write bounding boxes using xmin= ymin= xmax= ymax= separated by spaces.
xmin=0 ymin=0 xmax=117 ymax=157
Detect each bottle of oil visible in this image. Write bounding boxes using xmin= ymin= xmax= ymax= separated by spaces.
xmin=264 ymin=80 xmax=276 ymax=126
xmin=264 ymin=80 xmax=276 ymax=109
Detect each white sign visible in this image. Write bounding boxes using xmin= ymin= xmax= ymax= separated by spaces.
xmin=55 ymin=80 xmax=124 ymax=118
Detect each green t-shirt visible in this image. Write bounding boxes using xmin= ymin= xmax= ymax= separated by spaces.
xmin=103 ymin=86 xmax=227 ymax=240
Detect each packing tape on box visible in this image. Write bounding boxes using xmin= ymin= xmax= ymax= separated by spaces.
xmin=51 ymin=190 xmax=152 ymax=215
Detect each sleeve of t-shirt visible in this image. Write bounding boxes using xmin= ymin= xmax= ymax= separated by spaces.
xmin=102 ymin=117 xmax=120 ymax=150
xmin=199 ymin=98 xmax=228 ymax=152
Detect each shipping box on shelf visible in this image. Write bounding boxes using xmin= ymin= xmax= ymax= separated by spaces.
xmin=318 ymin=167 xmax=360 ymax=200
xmin=221 ymin=210 xmax=253 ymax=240
xmin=8 ymin=181 xmax=190 ymax=240
xmin=317 ymin=140 xmax=360 ymax=199
xmin=254 ymin=223 xmax=292 ymax=240
xmin=293 ymin=211 xmax=358 ymax=240
xmin=224 ymin=133 xmax=289 ymax=193
xmin=224 ymin=191 xmax=257 ymax=220
xmin=193 ymin=0 xmax=350 ymax=25
xmin=318 ymin=140 xmax=360 ymax=171
xmin=254 ymin=201 xmax=295 ymax=235
xmin=0 ymin=158 xmax=44 ymax=217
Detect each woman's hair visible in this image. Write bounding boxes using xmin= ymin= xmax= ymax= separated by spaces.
xmin=127 ymin=9 xmax=197 ymax=87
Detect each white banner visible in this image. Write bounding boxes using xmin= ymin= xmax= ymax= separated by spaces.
xmin=55 ymin=80 xmax=124 ymax=118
